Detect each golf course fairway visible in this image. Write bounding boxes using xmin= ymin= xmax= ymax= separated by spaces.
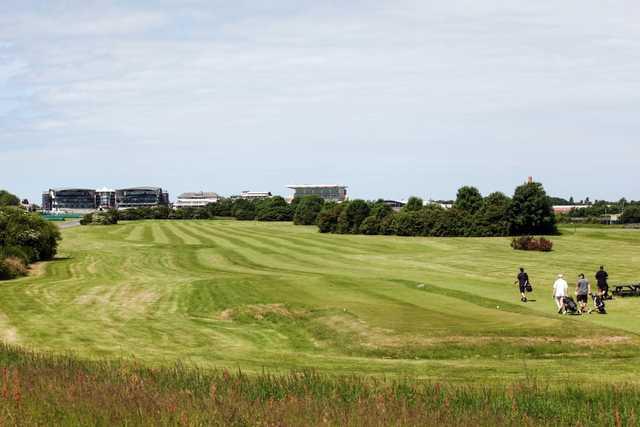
xmin=1 ymin=220 xmax=639 ymax=385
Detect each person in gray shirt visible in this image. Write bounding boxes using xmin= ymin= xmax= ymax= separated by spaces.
xmin=575 ymin=273 xmax=591 ymax=313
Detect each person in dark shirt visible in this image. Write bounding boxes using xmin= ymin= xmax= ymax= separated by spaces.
xmin=595 ymin=266 xmax=609 ymax=298
xmin=515 ymin=267 xmax=530 ymax=302
xmin=575 ymin=273 xmax=591 ymax=313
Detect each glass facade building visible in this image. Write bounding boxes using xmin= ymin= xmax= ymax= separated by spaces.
xmin=175 ymin=192 xmax=219 ymax=208
xmin=45 ymin=189 xmax=97 ymax=212
xmin=287 ymin=185 xmax=348 ymax=202
xmin=96 ymin=188 xmax=116 ymax=209
xmin=115 ymin=187 xmax=168 ymax=209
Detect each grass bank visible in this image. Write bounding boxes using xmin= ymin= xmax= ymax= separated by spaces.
xmin=0 ymin=344 xmax=638 ymax=426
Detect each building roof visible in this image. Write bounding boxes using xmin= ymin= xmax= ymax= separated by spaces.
xmin=116 ymin=187 xmax=162 ymax=192
xmin=50 ymin=188 xmax=96 ymax=192
xmin=96 ymin=187 xmax=115 ymax=192
xmin=287 ymin=184 xmax=347 ymax=189
xmin=177 ymin=192 xmax=219 ymax=199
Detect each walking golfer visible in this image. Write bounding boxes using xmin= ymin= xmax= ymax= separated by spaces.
xmin=553 ymin=274 xmax=569 ymax=314
xmin=515 ymin=267 xmax=530 ymax=302
xmin=595 ymin=266 xmax=609 ymax=298
xmin=575 ymin=273 xmax=591 ymax=313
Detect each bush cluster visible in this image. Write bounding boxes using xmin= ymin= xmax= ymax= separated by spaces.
xmin=510 ymin=236 xmax=554 ymax=252
xmin=0 ymin=190 xmax=20 ymax=207
xmin=317 ymin=182 xmax=558 ymax=237
xmin=0 ymin=206 xmax=61 ymax=280
xmin=81 ymin=210 xmax=119 ymax=225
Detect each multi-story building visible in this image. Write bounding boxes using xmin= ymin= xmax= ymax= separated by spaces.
xmin=174 ymin=192 xmax=219 ymax=208
xmin=239 ymin=191 xmax=272 ymax=200
xmin=42 ymin=188 xmax=97 ymax=213
xmin=287 ymin=185 xmax=348 ymax=202
xmin=115 ymin=187 xmax=168 ymax=209
xmin=96 ymin=187 xmax=116 ymax=210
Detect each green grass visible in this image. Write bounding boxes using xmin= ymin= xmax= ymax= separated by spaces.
xmin=1 ymin=221 xmax=640 ymax=384
xmin=0 ymin=343 xmax=638 ymax=426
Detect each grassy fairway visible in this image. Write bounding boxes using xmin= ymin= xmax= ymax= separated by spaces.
xmin=1 ymin=221 xmax=639 ymax=383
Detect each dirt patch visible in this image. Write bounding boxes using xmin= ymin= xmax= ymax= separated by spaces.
xmin=27 ymin=261 xmax=48 ymax=278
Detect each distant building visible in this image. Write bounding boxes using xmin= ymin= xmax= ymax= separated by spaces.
xmin=115 ymin=187 xmax=168 ymax=209
xmin=43 ymin=188 xmax=97 ymax=213
xmin=175 ymin=192 xmax=219 ymax=208
xmin=601 ymin=214 xmax=622 ymax=225
xmin=382 ymin=200 xmax=405 ymax=211
xmin=239 ymin=191 xmax=272 ymax=200
xmin=287 ymin=185 xmax=347 ymax=202
xmin=553 ymin=205 xmax=582 ymax=214
xmin=96 ymin=187 xmax=116 ymax=210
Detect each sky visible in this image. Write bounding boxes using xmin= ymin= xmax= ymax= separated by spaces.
xmin=1 ymin=0 xmax=639 ymax=203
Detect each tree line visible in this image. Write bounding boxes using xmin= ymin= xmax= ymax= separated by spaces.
xmin=316 ymin=182 xmax=558 ymax=237
xmin=100 ymin=196 xmax=297 ymax=222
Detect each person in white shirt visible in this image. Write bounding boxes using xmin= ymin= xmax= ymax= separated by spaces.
xmin=553 ymin=274 xmax=569 ymax=314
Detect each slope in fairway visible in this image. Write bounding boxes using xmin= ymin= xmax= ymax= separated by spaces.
xmin=1 ymin=220 xmax=639 ymax=384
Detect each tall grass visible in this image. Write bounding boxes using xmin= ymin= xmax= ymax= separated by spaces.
xmin=0 ymin=344 xmax=637 ymax=426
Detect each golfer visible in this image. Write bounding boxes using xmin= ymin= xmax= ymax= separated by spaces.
xmin=553 ymin=274 xmax=568 ymax=314
xmin=514 ymin=267 xmax=530 ymax=303
xmin=575 ymin=274 xmax=591 ymax=313
xmin=595 ymin=266 xmax=609 ymax=298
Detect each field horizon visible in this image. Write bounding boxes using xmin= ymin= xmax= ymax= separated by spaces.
xmin=1 ymin=220 xmax=639 ymax=385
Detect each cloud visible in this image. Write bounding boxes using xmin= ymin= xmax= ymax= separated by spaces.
xmin=0 ymin=0 xmax=639 ymax=202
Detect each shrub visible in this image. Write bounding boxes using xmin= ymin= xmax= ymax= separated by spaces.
xmin=359 ymin=216 xmax=381 ymax=235
xmin=511 ymin=236 xmax=553 ymax=252
xmin=0 ymin=256 xmax=28 ymax=279
xmin=0 ymin=190 xmax=20 ymax=207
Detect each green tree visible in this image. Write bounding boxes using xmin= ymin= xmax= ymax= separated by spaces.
xmin=454 ymin=186 xmax=483 ymax=214
xmin=0 ymin=190 xmax=20 ymax=207
xmin=369 ymin=201 xmax=394 ymax=220
xmin=403 ymin=197 xmax=423 ymax=212
xmin=390 ymin=211 xmax=424 ymax=236
xmin=232 ymin=199 xmax=257 ymax=221
xmin=476 ymin=192 xmax=512 ymax=236
xmin=317 ymin=202 xmax=345 ymax=233
xmin=621 ymin=205 xmax=640 ymax=224
xmin=293 ymin=196 xmax=325 ymax=225
xmin=359 ymin=216 xmax=381 ymax=235
xmin=255 ymin=197 xmax=293 ymax=221
xmin=509 ymin=182 xmax=557 ymax=235
xmin=336 ymin=200 xmax=370 ymax=234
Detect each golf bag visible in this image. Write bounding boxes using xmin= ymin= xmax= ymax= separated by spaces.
xmin=563 ymin=296 xmax=579 ymax=314
xmin=592 ymin=294 xmax=607 ymax=314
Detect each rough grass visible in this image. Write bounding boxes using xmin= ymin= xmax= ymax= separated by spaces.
xmin=0 ymin=221 xmax=639 ymax=384
xmin=0 ymin=344 xmax=638 ymax=426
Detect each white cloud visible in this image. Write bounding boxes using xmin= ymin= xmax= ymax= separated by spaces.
xmin=1 ymin=0 xmax=639 ymax=202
